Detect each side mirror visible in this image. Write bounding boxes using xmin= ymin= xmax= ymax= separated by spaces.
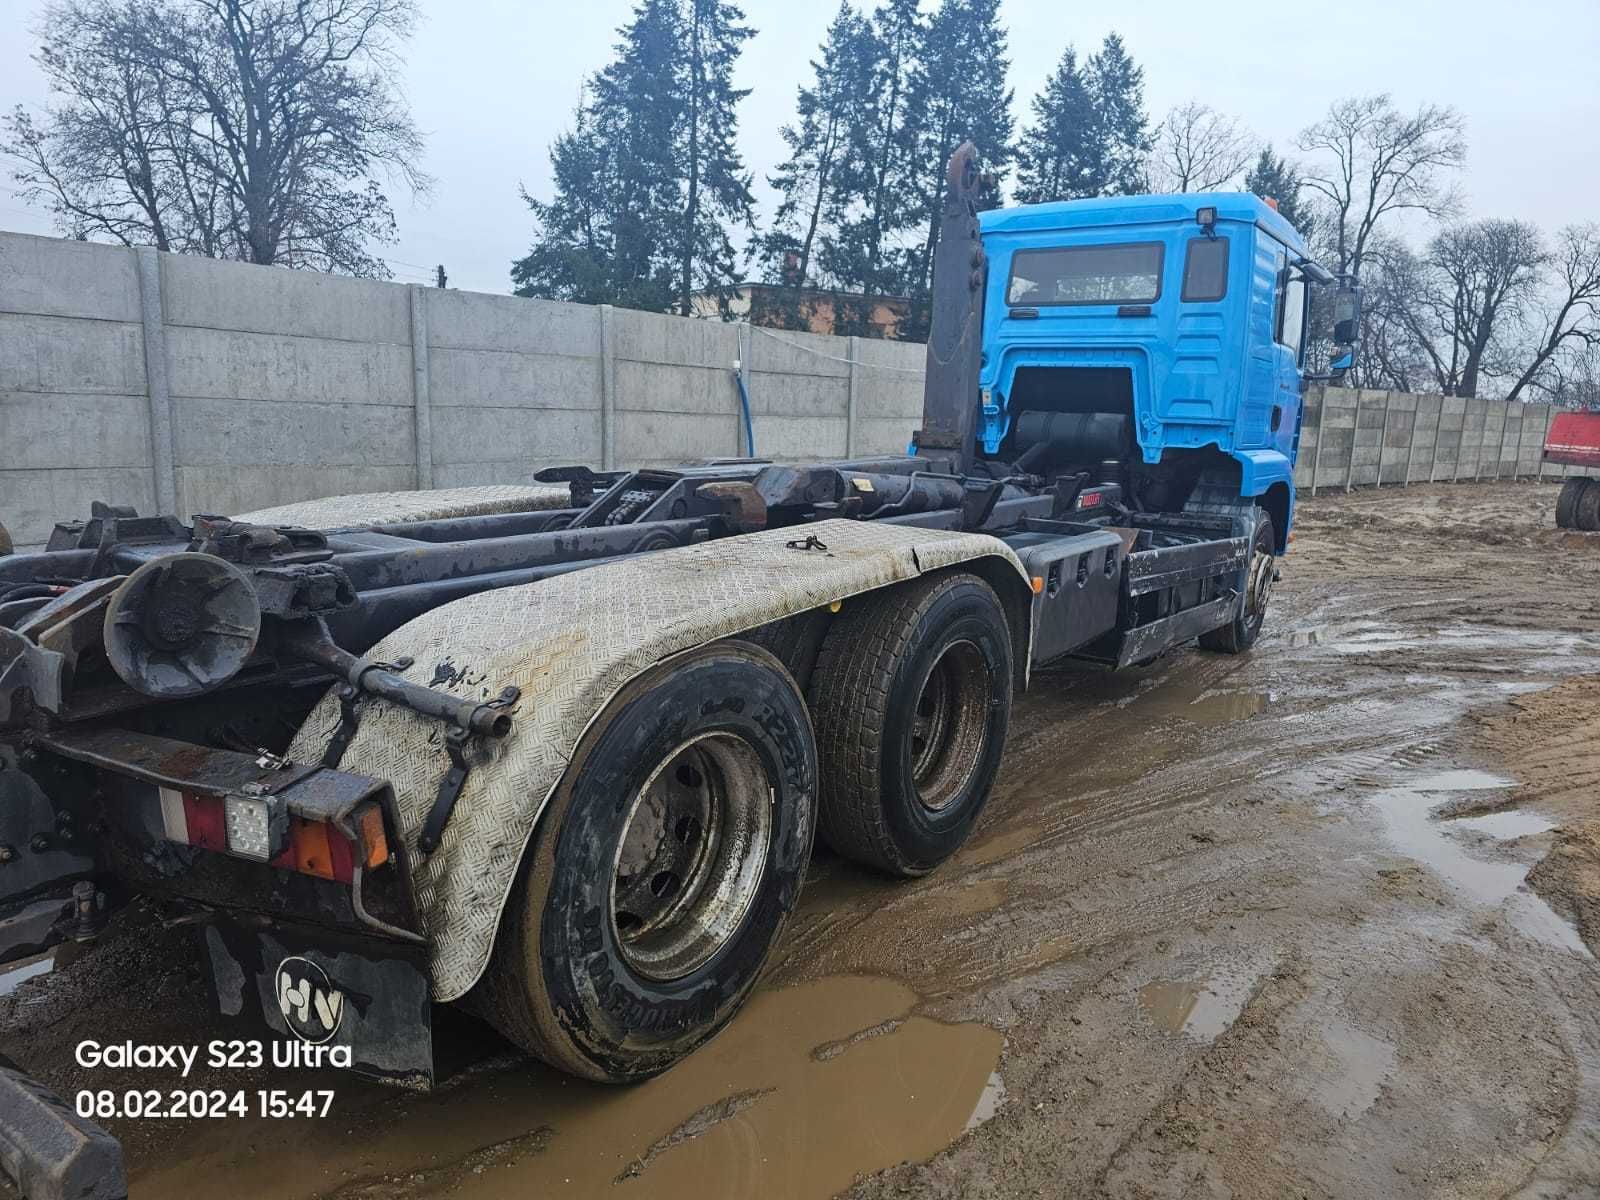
xmin=1328 ymin=349 xmax=1354 ymax=386
xmin=1332 ymin=283 xmax=1362 ymax=347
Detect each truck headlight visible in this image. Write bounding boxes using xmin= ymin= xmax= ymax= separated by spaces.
xmin=224 ymin=794 xmax=288 ymax=861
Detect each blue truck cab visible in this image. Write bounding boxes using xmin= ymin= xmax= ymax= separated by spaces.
xmin=975 ymin=193 xmax=1336 ymax=554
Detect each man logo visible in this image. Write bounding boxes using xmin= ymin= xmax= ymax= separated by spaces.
xmin=275 ymin=956 xmax=344 ymax=1044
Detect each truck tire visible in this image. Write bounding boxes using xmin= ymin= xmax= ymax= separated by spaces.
xmin=807 ymin=572 xmax=1013 ymax=878
xmin=1556 ymin=479 xmax=1587 ymax=529
xmin=1577 ymin=482 xmax=1600 ymax=532
xmin=480 ymin=641 xmax=817 ymax=1082
xmin=1198 ymin=510 xmax=1275 ymax=654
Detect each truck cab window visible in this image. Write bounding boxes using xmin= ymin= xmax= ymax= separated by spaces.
xmin=1007 ymin=242 xmax=1163 ymax=306
xmin=1278 ymin=275 xmax=1307 ymax=361
xmin=1180 ymin=237 xmax=1228 ymax=301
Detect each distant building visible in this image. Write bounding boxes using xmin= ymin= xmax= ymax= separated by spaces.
xmin=688 ymin=282 xmax=911 ymax=341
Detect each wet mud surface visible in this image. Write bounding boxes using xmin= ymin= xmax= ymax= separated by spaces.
xmin=5 ymin=480 xmax=1600 ymax=1199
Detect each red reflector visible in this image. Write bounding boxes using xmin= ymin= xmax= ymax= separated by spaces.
xmin=182 ymin=794 xmax=226 ymax=851
xmin=326 ymin=823 xmax=355 ymax=883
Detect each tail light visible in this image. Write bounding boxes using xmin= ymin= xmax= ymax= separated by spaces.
xmin=159 ymin=788 xmax=390 ymax=882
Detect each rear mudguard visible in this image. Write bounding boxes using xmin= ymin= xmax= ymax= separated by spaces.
xmin=284 ymin=518 xmax=1031 ymax=1001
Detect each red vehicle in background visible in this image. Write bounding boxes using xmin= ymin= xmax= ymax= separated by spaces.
xmin=1548 ymin=408 xmax=1600 ymax=528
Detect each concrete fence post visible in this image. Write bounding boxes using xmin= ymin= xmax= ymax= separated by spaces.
xmin=735 ymin=322 xmax=752 ymax=457
xmin=1309 ymin=388 xmax=1325 ymax=496
xmin=1472 ymin=403 xmax=1486 ymax=481
xmin=1494 ymin=402 xmax=1511 ymax=481
xmin=407 ymin=285 xmax=433 ymax=490
xmin=1429 ymin=400 xmax=1444 ymax=483
xmin=135 ymin=247 xmax=178 ymax=516
xmin=1344 ymin=391 xmax=1361 ymax=492
xmin=846 ymin=335 xmax=862 ymax=458
xmin=1402 ymin=395 xmax=1417 ymax=487
xmin=1375 ymin=391 xmax=1392 ymax=489
xmin=598 ymin=305 xmax=617 ymax=471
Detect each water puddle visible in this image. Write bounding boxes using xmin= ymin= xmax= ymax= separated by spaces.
xmin=1371 ymin=769 xmax=1586 ymax=955
xmin=132 ymin=975 xmax=1003 ymax=1200
xmin=1311 ymin=1017 xmax=1397 ymax=1122
xmin=1451 ymin=810 xmax=1557 ymax=841
xmin=1135 ymin=683 xmax=1269 ymax=725
xmin=1137 ymin=969 xmax=1252 ymax=1042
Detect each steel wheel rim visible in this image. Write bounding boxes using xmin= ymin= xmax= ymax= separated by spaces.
xmin=910 ymin=639 xmax=989 ymax=812
xmin=609 ymin=732 xmax=773 ymax=982
xmin=1247 ymin=549 xmax=1274 ymax=626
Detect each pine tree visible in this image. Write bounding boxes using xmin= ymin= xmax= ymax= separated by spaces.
xmin=901 ymin=0 xmax=1014 ymax=339
xmin=1245 ymin=145 xmax=1315 ymax=242
xmin=827 ymin=0 xmax=925 ymax=332
xmin=1014 ymin=47 xmax=1095 ymax=204
xmin=676 ymin=0 xmax=756 ymax=315
xmin=511 ymin=0 xmax=754 ymax=315
xmin=754 ymin=1 xmax=875 ymax=330
xmin=1083 ymin=33 xmax=1150 ymax=196
xmin=1012 ymin=33 xmax=1148 ymax=205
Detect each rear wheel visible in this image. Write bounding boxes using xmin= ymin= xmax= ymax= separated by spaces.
xmin=1199 ymin=510 xmax=1275 ymax=654
xmin=1577 ymin=481 xmax=1600 ymax=532
xmin=807 ymin=572 xmax=1013 ymax=877
xmin=1556 ymin=478 xmax=1589 ymax=529
xmin=480 ymin=642 xmax=816 ymax=1082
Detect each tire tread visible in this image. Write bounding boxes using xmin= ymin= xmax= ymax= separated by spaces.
xmin=808 ymin=573 xmax=994 ymax=876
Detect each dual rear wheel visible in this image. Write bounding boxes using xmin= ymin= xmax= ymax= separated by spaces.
xmin=1556 ymin=478 xmax=1600 ymax=530
xmin=482 ymin=572 xmax=1013 ymax=1081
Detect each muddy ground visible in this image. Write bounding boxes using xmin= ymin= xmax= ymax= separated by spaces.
xmin=4 ymin=479 xmax=1600 ymax=1200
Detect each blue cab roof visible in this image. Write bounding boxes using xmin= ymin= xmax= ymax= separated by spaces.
xmin=979 ymin=191 xmax=1308 ymax=256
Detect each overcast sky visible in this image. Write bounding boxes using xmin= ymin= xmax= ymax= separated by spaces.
xmin=2 ymin=0 xmax=1597 ymax=294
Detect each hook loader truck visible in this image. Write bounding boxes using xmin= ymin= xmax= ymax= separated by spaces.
xmin=0 ymin=144 xmax=1357 ymax=1198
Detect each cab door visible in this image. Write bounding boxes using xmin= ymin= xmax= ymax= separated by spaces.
xmin=1238 ymin=235 xmax=1285 ymax=449
xmin=1273 ymin=253 xmax=1309 ymax=461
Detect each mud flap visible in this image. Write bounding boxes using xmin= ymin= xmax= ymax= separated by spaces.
xmin=200 ymin=919 xmax=434 ymax=1089
xmin=0 ymin=1055 xmax=126 ymax=1200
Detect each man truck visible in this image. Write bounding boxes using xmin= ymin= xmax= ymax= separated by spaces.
xmin=0 ymin=146 xmax=1357 ymax=1198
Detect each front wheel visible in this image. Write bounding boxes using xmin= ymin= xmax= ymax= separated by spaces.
xmin=479 ymin=641 xmax=817 ymax=1082
xmin=1199 ymin=511 xmax=1275 ymax=654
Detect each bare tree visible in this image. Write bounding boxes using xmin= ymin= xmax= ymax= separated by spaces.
xmin=1507 ymin=223 xmax=1600 ymax=403
xmin=1148 ymin=100 xmax=1254 ymax=192
xmin=1424 ymin=219 xmax=1546 ymax=397
xmin=1295 ymin=94 xmax=1466 ymax=281
xmin=3 ymin=0 xmax=429 ymax=276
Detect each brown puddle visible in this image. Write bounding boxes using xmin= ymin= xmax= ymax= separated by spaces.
xmin=1137 ymin=967 xmax=1254 ymax=1041
xmin=1132 ymin=683 xmax=1269 ymax=725
xmin=130 ymin=975 xmax=1002 ymax=1200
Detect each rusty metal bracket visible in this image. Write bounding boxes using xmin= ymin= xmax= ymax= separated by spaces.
xmin=416 ymin=685 xmax=520 ymax=856
xmin=320 ymin=685 xmax=363 ymax=769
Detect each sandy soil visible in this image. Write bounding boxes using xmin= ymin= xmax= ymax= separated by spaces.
xmin=4 ymin=479 xmax=1599 ymax=1200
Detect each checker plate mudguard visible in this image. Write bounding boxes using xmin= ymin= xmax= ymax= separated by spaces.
xmin=283 ymin=518 xmax=1030 ymax=1002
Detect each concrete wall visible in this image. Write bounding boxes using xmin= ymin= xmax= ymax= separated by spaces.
xmin=2 ymin=230 xmax=1588 ymax=547
xmin=0 ymin=231 xmax=926 ymax=546
xmin=1295 ymin=386 xmax=1592 ymax=493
